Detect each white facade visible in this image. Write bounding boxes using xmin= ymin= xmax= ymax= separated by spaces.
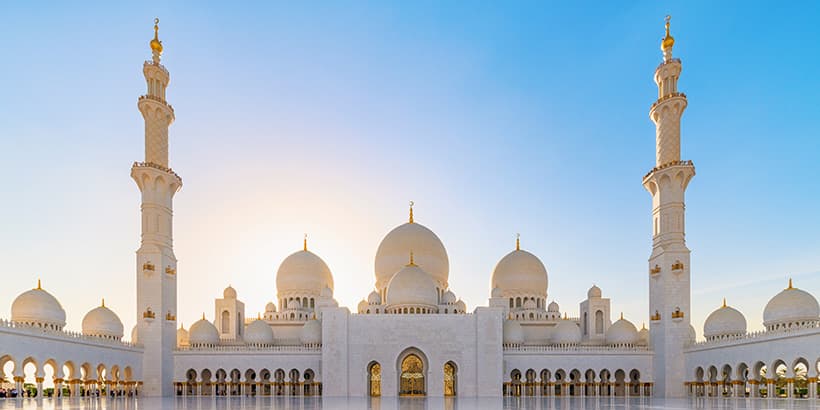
xmin=1 ymin=17 xmax=818 ymax=401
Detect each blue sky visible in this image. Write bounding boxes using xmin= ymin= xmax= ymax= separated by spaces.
xmin=1 ymin=2 xmax=818 ymax=338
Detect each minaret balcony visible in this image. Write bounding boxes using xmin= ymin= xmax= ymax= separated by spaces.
xmin=649 ymin=92 xmax=686 ymax=111
xmin=642 ymin=160 xmax=694 ymax=182
xmin=143 ymin=308 xmax=156 ymax=321
xmin=138 ymin=94 xmax=175 ymax=115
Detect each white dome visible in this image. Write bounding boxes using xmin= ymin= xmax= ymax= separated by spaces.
xmin=245 ymin=319 xmax=274 ymax=345
xmin=11 ymin=283 xmax=66 ymax=329
xmin=177 ymin=325 xmax=189 ymax=347
xmin=491 ymin=287 xmax=503 ymax=298
xmin=704 ymin=301 xmax=747 ymax=339
xmin=81 ymin=302 xmax=124 ymax=339
xmin=276 ymin=250 xmax=334 ymax=296
xmin=386 ymin=264 xmax=439 ymax=308
xmin=367 ymin=290 xmax=381 ymax=305
xmin=223 ymin=286 xmax=237 ymax=299
xmin=502 ymin=320 xmax=525 ymax=345
xmin=265 ymin=302 xmax=277 ymax=313
xmin=606 ymin=316 xmax=639 ymax=345
xmin=763 ymin=281 xmax=820 ymax=328
xmin=375 ymin=221 xmax=449 ymax=289
xmin=300 ymin=319 xmax=322 ymax=344
xmin=442 ymin=290 xmax=457 ymax=305
xmin=456 ymin=300 xmax=466 ymax=313
xmin=588 ymin=285 xmax=602 ymax=299
xmin=552 ymin=319 xmax=581 ymax=345
xmin=491 ymin=249 xmax=548 ymax=297
xmin=548 ymin=301 xmax=560 ymax=312
xmin=357 ymin=300 xmax=368 ymax=313
xmin=638 ymin=324 xmax=649 ymax=345
xmin=189 ymin=317 xmax=219 ymax=346
xmin=523 ymin=299 xmax=536 ymax=310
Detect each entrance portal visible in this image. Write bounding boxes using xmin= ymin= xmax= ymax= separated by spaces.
xmin=399 ymin=354 xmax=425 ymax=396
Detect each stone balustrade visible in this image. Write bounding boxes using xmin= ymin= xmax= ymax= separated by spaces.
xmin=687 ymin=322 xmax=820 ymax=351
xmin=504 ymin=344 xmax=652 ymax=353
xmin=0 ymin=318 xmax=140 ymax=349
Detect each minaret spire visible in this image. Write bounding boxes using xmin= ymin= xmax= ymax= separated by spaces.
xmin=409 ymin=201 xmax=414 ymax=223
xmin=132 ymin=18 xmax=181 ymax=397
xmin=644 ymin=16 xmax=694 ymax=398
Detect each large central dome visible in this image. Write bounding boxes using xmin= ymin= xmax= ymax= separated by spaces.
xmin=375 ymin=216 xmax=449 ymax=290
xmin=276 ymin=249 xmax=334 ymax=296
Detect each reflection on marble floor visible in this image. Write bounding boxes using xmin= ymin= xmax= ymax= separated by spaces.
xmin=0 ymin=397 xmax=818 ymax=410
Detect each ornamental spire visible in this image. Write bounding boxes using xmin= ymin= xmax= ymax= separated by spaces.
xmin=661 ymin=15 xmax=675 ymax=51
xmin=787 ymin=278 xmax=794 ymax=289
xmin=303 ymin=233 xmax=308 ymax=251
xmin=516 ymin=233 xmax=520 ymax=251
xmin=407 ymin=251 xmax=416 ymax=267
xmin=102 ymin=298 xmax=106 ymax=308
xmin=36 ymin=279 xmax=41 ymax=290
xmin=150 ymin=18 xmax=163 ymax=63
xmin=409 ymin=201 xmax=414 ymax=223
xmin=722 ymin=298 xmax=726 ymax=308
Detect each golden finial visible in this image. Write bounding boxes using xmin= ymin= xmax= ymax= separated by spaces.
xmin=641 ymin=322 xmax=646 ymax=330
xmin=101 ymin=298 xmax=106 ymax=308
xmin=409 ymin=201 xmax=414 ymax=224
xmin=179 ymin=322 xmax=184 ymax=329
xmin=661 ymin=15 xmax=675 ymax=51
xmin=36 ymin=279 xmax=41 ymax=290
xmin=303 ymin=234 xmax=308 ymax=251
xmin=201 ymin=312 xmax=205 ymax=320
xmin=620 ymin=312 xmax=624 ymax=320
xmin=257 ymin=312 xmax=261 ymax=320
xmin=516 ymin=233 xmax=520 ymax=251
xmin=407 ymin=251 xmax=416 ymax=267
xmin=787 ymin=278 xmax=794 ymax=289
xmin=722 ymin=298 xmax=726 ymax=308
xmin=150 ymin=18 xmax=163 ymax=55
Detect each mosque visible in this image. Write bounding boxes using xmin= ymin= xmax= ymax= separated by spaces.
xmin=0 ymin=17 xmax=818 ymax=400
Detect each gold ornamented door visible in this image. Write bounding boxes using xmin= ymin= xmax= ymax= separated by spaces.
xmin=444 ymin=362 xmax=456 ymax=396
xmin=369 ymin=363 xmax=381 ymax=397
xmin=399 ymin=354 xmax=425 ymax=396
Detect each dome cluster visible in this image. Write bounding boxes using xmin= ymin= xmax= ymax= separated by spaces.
xmin=10 ymin=280 xmax=126 ymax=342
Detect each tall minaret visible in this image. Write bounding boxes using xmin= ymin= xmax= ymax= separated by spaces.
xmin=643 ymin=16 xmax=694 ymax=398
xmin=131 ymin=18 xmax=181 ymax=397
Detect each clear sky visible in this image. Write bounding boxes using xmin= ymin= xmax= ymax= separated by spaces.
xmin=1 ymin=2 xmax=818 ymax=341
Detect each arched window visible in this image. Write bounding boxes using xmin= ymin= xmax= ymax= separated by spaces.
xmin=509 ymin=298 xmax=514 ymax=308
xmin=369 ymin=362 xmax=381 ymax=396
xmin=595 ymin=310 xmax=604 ymax=334
xmin=516 ymin=297 xmax=522 ymax=308
xmin=221 ymin=310 xmax=230 ymax=334
xmin=444 ymin=362 xmax=457 ymax=396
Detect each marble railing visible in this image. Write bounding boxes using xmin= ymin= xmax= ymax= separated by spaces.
xmin=132 ymin=161 xmax=182 ymax=182
xmin=144 ymin=60 xmax=169 ymax=75
xmin=687 ymin=322 xmax=819 ymax=350
xmin=656 ymin=58 xmax=682 ymax=71
xmin=177 ymin=344 xmax=320 ymax=353
xmin=643 ymin=160 xmax=694 ymax=179
xmin=504 ymin=344 xmax=651 ymax=353
xmin=138 ymin=94 xmax=175 ymax=114
xmin=0 ymin=318 xmax=140 ymax=349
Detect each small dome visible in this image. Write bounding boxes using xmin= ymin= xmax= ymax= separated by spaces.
xmin=81 ymin=302 xmax=124 ymax=339
xmin=367 ymin=290 xmax=381 ymax=305
xmin=548 ymin=301 xmax=560 ymax=312
xmin=491 ymin=249 xmax=548 ymax=297
xmin=456 ymin=300 xmax=466 ymax=313
xmin=704 ymin=301 xmax=747 ymax=339
xmin=131 ymin=325 xmax=139 ymax=344
xmin=300 ymin=319 xmax=322 ymax=345
xmin=552 ymin=319 xmax=581 ymax=345
xmin=245 ymin=319 xmax=274 ymax=345
xmin=223 ymin=286 xmax=237 ymax=299
xmin=177 ymin=325 xmax=189 ymax=347
xmin=491 ymin=287 xmax=503 ymax=298
xmin=638 ymin=323 xmax=649 ymax=345
xmin=523 ymin=299 xmax=536 ymax=310
xmin=588 ymin=285 xmax=602 ymax=299
xmin=375 ymin=221 xmax=449 ymax=289
xmin=763 ymin=280 xmax=820 ymax=329
xmin=503 ymin=320 xmax=525 ymax=345
xmin=276 ymin=250 xmax=334 ymax=296
xmin=606 ymin=316 xmax=638 ymax=346
xmin=265 ymin=302 xmax=277 ymax=313
xmin=687 ymin=324 xmax=697 ymax=344
xmin=442 ymin=290 xmax=457 ymax=305
xmin=357 ymin=300 xmax=368 ymax=313
xmin=385 ymin=264 xmax=438 ymax=308
xmin=189 ymin=317 xmax=219 ymax=346
xmin=11 ymin=282 xmax=66 ymax=329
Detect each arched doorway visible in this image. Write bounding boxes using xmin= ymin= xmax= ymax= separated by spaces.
xmin=368 ymin=362 xmax=381 ymax=397
xmin=399 ymin=354 xmax=425 ymax=396
xmin=444 ymin=362 xmax=457 ymax=396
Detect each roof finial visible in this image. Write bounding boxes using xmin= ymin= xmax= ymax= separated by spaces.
xmin=787 ymin=278 xmax=793 ymax=289
xmin=201 ymin=312 xmax=205 ymax=320
xmin=257 ymin=312 xmax=261 ymax=320
xmin=722 ymin=298 xmax=726 ymax=308
xmin=661 ymin=15 xmax=675 ymax=51
xmin=620 ymin=312 xmax=624 ymax=320
xmin=179 ymin=322 xmax=184 ymax=329
xmin=641 ymin=322 xmax=646 ymax=330
xmin=409 ymin=201 xmax=414 ymax=223
xmin=150 ymin=18 xmax=163 ymax=59
xmin=408 ymin=251 xmax=416 ymax=266
xmin=102 ymin=298 xmax=106 ymax=308
xmin=516 ymin=233 xmax=520 ymax=251
xmin=303 ymin=233 xmax=308 ymax=251
xmin=36 ymin=279 xmax=41 ymax=290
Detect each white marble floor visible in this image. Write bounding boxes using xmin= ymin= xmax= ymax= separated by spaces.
xmin=0 ymin=397 xmax=818 ymax=410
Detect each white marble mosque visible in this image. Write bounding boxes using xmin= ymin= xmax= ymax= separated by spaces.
xmin=1 ymin=17 xmax=818 ymax=402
